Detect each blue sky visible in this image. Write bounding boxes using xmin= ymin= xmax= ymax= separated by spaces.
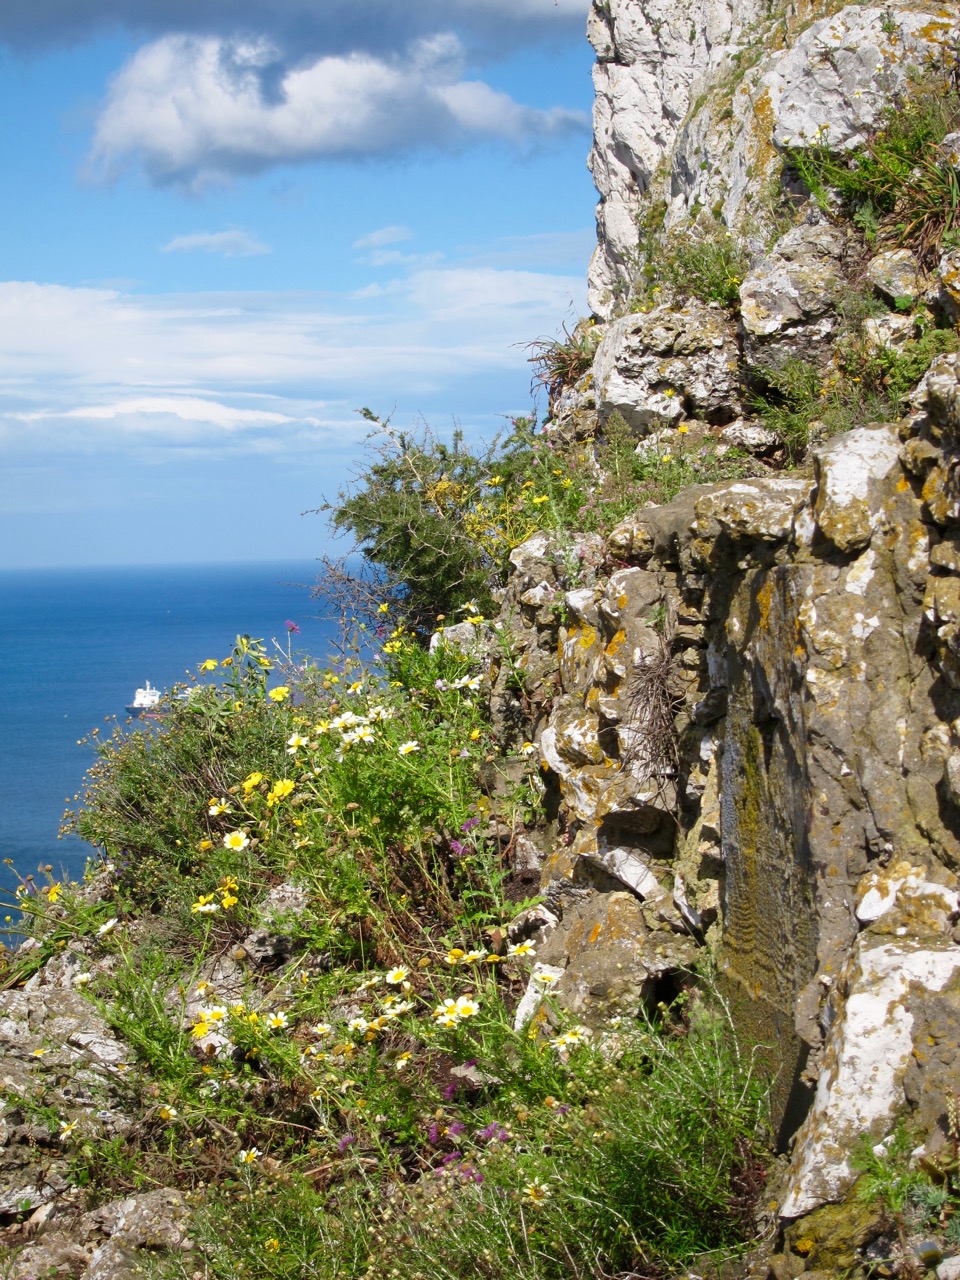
xmin=0 ymin=1 xmax=596 ymax=569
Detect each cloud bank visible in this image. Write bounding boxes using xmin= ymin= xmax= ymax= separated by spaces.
xmin=0 ymin=255 xmax=586 ymax=456
xmin=88 ymin=33 xmax=588 ymax=186
xmin=0 ymin=0 xmax=589 ymax=53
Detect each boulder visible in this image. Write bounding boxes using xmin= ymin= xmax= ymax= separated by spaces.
xmin=593 ymin=302 xmax=742 ymax=432
xmin=811 ymin=423 xmax=901 ymax=553
xmin=781 ymin=934 xmax=960 ymax=1217
xmin=867 ymin=249 xmax=920 ymax=307
xmin=739 ymin=225 xmax=847 ymax=371
xmin=535 ymin=892 xmax=698 ymax=1024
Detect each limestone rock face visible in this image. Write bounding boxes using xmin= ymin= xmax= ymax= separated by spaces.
xmin=739 ymin=225 xmax=847 ymax=372
xmin=6 ymin=1188 xmax=190 ymax=1280
xmin=496 ymin=402 xmax=960 ymax=1217
xmin=0 ymin=989 xmax=131 ymax=1217
xmin=587 ymin=0 xmax=959 ymax=315
xmin=592 ymin=302 xmax=742 ymax=430
xmin=782 ymin=933 xmax=960 ymax=1218
xmin=586 ymin=0 xmax=767 ymax=313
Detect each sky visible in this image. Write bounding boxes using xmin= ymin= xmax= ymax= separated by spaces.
xmin=0 ymin=0 xmax=597 ymax=569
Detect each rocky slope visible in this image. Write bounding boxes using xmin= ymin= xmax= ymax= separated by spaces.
xmin=5 ymin=0 xmax=960 ymax=1276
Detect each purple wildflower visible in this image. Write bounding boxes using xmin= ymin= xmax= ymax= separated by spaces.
xmin=477 ymin=1122 xmax=510 ymax=1143
xmin=285 ymin=620 xmax=301 ymax=634
xmin=461 ymin=817 xmax=480 ymax=833
xmin=449 ymin=840 xmax=466 ymax=857
xmin=427 ymin=1123 xmax=440 ymax=1145
xmin=447 ymin=1121 xmax=466 ymax=1136
xmin=337 ymin=1134 xmax=357 ymax=1153
xmin=442 ymin=1081 xmax=459 ymax=1101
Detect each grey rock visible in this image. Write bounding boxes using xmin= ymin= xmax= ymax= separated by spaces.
xmin=429 ymin=619 xmax=491 ymax=656
xmin=259 ymin=881 xmax=310 ymax=923
xmin=740 ymin=225 xmax=847 ymax=370
xmin=867 ymin=249 xmax=920 ymax=306
xmin=593 ymin=302 xmax=742 ymax=432
xmin=863 ymin=312 xmax=916 ymax=351
xmin=935 ymin=249 xmax=960 ymax=325
xmin=537 ymin=892 xmax=698 ymax=1025
xmin=720 ymin=419 xmax=779 ymax=452
xmin=235 ymin=929 xmax=298 ymax=969
xmin=812 ymin=424 xmax=901 ymax=552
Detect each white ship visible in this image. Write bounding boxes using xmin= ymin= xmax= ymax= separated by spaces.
xmin=125 ymin=680 xmax=162 ymax=717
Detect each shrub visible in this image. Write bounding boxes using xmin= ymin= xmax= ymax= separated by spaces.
xmin=321 ymin=411 xmax=656 ymax=635
xmin=527 ymin=322 xmax=599 ymax=404
xmin=322 ymin=412 xmax=505 ymax=633
xmin=749 ymin=323 xmax=959 ymax=460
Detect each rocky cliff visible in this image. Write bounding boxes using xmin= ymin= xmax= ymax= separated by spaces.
xmin=485 ymin=0 xmax=960 ymax=1265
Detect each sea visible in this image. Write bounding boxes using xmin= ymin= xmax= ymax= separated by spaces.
xmin=0 ymin=561 xmax=339 ymax=905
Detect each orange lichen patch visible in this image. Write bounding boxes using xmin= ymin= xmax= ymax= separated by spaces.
xmin=589 ymin=924 xmax=602 ymax=945
xmin=617 ymin=594 xmax=628 ymax=609
xmin=745 ymin=84 xmax=779 ymax=188
xmin=756 ymin=579 xmax=773 ymax=632
xmin=917 ymin=19 xmax=954 ymax=42
xmin=578 ymin=626 xmax=597 ymax=650
xmin=604 ymin=629 xmax=626 ymax=657
xmin=897 ymin=476 xmax=911 ymax=493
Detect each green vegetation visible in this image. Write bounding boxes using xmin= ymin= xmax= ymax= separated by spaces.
xmin=2 ymin=612 xmax=771 ymax=1279
xmin=323 ymin=409 xmax=753 ymax=636
xmin=629 ymin=216 xmax=751 ymax=313
xmin=785 ymin=72 xmax=960 ymax=262
xmin=749 ymin=305 xmax=959 ymax=459
xmin=843 ymin=1107 xmax=960 ymax=1265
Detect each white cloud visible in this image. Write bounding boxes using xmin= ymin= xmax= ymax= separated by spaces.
xmin=353 ymin=226 xmax=414 ymax=250
xmin=62 ymin=397 xmax=291 ymax=428
xmin=162 ymin=229 xmax=272 ymax=257
xmin=88 ymin=33 xmax=589 ymax=186
xmin=0 ymin=258 xmax=585 ymax=452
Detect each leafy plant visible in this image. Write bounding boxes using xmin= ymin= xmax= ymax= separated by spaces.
xmin=853 ymin=1122 xmax=925 ymax=1219
xmin=785 ymin=71 xmax=960 ymax=262
xmin=748 ymin=321 xmax=959 ymax=459
xmin=748 ymin=359 xmax=823 ymax=462
xmin=629 ymin=217 xmax=750 ymax=312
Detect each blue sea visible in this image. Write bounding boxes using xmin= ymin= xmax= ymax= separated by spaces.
xmin=0 ymin=562 xmax=339 ymax=900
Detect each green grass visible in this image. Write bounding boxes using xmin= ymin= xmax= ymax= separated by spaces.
xmin=785 ymin=72 xmax=960 ymax=263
